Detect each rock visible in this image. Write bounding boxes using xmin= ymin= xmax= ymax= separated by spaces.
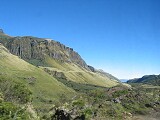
xmin=52 ymin=109 xmax=70 ymax=120
xmin=155 ymin=101 xmax=160 ymax=105
xmin=51 ymin=107 xmax=85 ymax=120
xmin=145 ymin=103 xmax=153 ymax=108
xmin=88 ymin=65 xmax=95 ymax=72
xmin=2 ymin=36 xmax=89 ymax=69
xmin=43 ymin=68 xmax=66 ymax=79
xmin=112 ymin=98 xmax=121 ymax=103
xmin=24 ymin=76 xmax=36 ymax=85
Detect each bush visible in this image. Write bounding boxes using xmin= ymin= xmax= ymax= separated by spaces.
xmin=0 ymin=101 xmax=29 ymax=120
xmin=112 ymin=90 xmax=128 ymax=98
xmin=0 ymin=78 xmax=32 ymax=104
xmin=72 ymin=99 xmax=85 ymax=108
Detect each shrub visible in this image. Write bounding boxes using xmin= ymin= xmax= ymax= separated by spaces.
xmin=0 ymin=78 xmax=32 ymax=104
xmin=0 ymin=101 xmax=29 ymax=120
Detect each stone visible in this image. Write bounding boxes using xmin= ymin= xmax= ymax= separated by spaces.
xmin=2 ymin=36 xmax=89 ymax=69
xmin=43 ymin=68 xmax=66 ymax=79
xmin=88 ymin=65 xmax=95 ymax=72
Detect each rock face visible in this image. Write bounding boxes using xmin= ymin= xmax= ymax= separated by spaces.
xmin=88 ymin=65 xmax=95 ymax=72
xmin=0 ymin=36 xmax=88 ymax=69
xmin=43 ymin=68 xmax=66 ymax=79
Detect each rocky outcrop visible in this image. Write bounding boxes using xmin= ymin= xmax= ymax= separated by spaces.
xmin=6 ymin=37 xmax=44 ymax=60
xmin=51 ymin=108 xmax=85 ymax=120
xmin=43 ymin=68 xmax=66 ymax=79
xmin=0 ymin=35 xmax=88 ymax=69
xmin=88 ymin=65 xmax=95 ymax=72
xmin=0 ymin=32 xmax=120 ymax=82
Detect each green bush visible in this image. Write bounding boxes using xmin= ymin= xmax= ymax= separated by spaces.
xmin=12 ymin=83 xmax=32 ymax=103
xmin=0 ymin=101 xmax=29 ymax=120
xmin=84 ymin=108 xmax=93 ymax=119
xmin=72 ymin=99 xmax=85 ymax=108
xmin=0 ymin=78 xmax=32 ymax=104
xmin=112 ymin=90 xmax=128 ymax=98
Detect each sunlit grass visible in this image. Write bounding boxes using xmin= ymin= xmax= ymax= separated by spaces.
xmin=0 ymin=45 xmax=75 ymax=107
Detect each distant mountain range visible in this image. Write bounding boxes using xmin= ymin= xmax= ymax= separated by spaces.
xmin=120 ymin=79 xmax=128 ymax=83
xmin=127 ymin=75 xmax=160 ymax=86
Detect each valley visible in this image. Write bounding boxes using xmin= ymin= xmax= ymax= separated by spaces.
xmin=0 ymin=31 xmax=160 ymax=120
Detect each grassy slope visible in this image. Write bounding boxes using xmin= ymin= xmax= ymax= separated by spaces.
xmin=43 ymin=56 xmax=119 ymax=87
xmin=0 ymin=45 xmax=75 ymax=106
xmin=0 ymin=33 xmax=119 ymax=88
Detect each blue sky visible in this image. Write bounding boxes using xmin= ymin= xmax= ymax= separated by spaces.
xmin=0 ymin=0 xmax=160 ymax=79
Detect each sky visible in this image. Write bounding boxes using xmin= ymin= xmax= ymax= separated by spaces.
xmin=0 ymin=0 xmax=160 ymax=79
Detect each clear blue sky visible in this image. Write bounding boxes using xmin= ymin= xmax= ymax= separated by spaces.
xmin=0 ymin=0 xmax=160 ymax=79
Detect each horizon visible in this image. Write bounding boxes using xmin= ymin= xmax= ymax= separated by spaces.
xmin=1 ymin=0 xmax=160 ymax=79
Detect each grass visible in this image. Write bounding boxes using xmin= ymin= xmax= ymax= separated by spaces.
xmin=42 ymin=56 xmax=119 ymax=87
xmin=141 ymin=84 xmax=160 ymax=89
xmin=55 ymin=78 xmax=108 ymax=94
xmin=0 ymin=44 xmax=122 ymax=119
xmin=0 ymin=45 xmax=75 ymax=108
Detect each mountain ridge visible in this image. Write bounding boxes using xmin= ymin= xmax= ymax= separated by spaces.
xmin=0 ymin=30 xmax=119 ymax=87
xmin=1 ymin=29 xmax=160 ymax=120
xmin=127 ymin=74 xmax=160 ymax=86
xmin=0 ymin=35 xmax=88 ymax=69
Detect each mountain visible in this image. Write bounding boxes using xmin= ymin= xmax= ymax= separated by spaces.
xmin=0 ymin=29 xmax=160 ymax=120
xmin=0 ymin=35 xmax=88 ymax=68
xmin=127 ymin=75 xmax=160 ymax=86
xmin=0 ymin=43 xmax=78 ymax=119
xmin=0 ymin=29 xmax=121 ymax=117
xmin=0 ymin=43 xmax=75 ymax=102
xmin=0 ymin=30 xmax=119 ymax=87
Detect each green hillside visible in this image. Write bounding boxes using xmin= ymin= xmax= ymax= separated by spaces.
xmin=0 ymin=32 xmax=134 ymax=120
xmin=127 ymin=75 xmax=160 ymax=86
xmin=0 ymin=34 xmax=160 ymax=119
xmin=0 ymin=43 xmax=121 ymax=119
xmin=0 ymin=32 xmax=120 ymax=88
xmin=0 ymin=44 xmax=75 ymax=106
xmin=42 ymin=56 xmax=119 ymax=87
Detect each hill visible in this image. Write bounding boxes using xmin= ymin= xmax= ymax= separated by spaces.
xmin=0 ymin=30 xmax=121 ymax=119
xmin=0 ymin=30 xmax=160 ymax=120
xmin=0 ymin=44 xmax=76 ymax=116
xmin=0 ymin=43 xmax=75 ymax=97
xmin=127 ymin=75 xmax=160 ymax=86
xmin=0 ymin=31 xmax=119 ymax=87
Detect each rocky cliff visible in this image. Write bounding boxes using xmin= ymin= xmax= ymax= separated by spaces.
xmin=0 ymin=31 xmax=120 ymax=83
xmin=0 ymin=33 xmax=88 ymax=69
